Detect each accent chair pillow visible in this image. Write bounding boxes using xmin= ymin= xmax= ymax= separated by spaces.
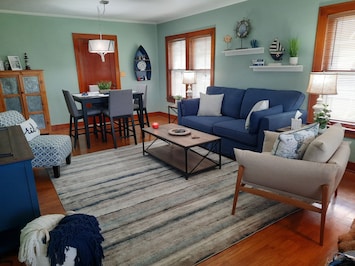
xmin=19 ymin=118 xmax=40 ymax=141
xmin=197 ymin=93 xmax=224 ymax=116
xmin=302 ymin=123 xmax=344 ymax=163
xmin=271 ymin=123 xmax=319 ymax=159
xmin=245 ymin=100 xmax=269 ymax=130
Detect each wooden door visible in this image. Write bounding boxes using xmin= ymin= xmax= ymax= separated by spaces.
xmin=72 ymin=33 xmax=121 ymax=93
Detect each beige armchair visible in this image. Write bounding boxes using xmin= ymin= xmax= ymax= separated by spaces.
xmin=231 ymin=123 xmax=351 ymax=245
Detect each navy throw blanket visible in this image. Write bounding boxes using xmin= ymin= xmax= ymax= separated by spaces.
xmin=47 ymin=214 xmax=104 ymax=266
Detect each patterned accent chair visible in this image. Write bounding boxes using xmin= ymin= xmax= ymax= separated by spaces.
xmin=0 ymin=110 xmax=72 ymax=178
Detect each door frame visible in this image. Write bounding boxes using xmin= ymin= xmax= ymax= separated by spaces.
xmin=72 ymin=33 xmax=121 ymax=92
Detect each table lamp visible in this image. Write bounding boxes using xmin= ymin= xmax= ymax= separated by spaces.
xmin=183 ymin=71 xmax=196 ymax=99
xmin=306 ymin=72 xmax=337 ymax=117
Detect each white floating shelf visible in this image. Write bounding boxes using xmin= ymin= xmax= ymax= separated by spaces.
xmin=249 ymin=65 xmax=304 ymax=72
xmin=222 ymin=47 xmax=264 ymax=56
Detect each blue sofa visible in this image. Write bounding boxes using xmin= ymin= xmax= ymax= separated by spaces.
xmin=177 ymin=86 xmax=307 ymax=158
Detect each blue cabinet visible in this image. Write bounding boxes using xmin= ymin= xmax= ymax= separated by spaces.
xmin=0 ymin=126 xmax=40 ymax=255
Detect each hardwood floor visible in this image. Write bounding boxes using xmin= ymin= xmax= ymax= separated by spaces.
xmin=1 ymin=112 xmax=355 ymax=265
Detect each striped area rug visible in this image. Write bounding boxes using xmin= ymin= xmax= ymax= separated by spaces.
xmin=52 ymin=142 xmax=297 ymax=265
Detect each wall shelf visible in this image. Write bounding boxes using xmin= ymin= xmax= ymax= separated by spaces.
xmin=222 ymin=47 xmax=264 ymax=56
xmin=249 ymin=65 xmax=303 ymax=72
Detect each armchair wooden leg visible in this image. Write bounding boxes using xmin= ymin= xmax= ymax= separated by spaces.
xmin=232 ymin=165 xmax=244 ymax=215
xmin=320 ymin=184 xmax=329 ymax=246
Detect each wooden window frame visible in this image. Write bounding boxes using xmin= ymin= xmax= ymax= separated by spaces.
xmin=165 ymin=28 xmax=215 ymax=102
xmin=309 ymin=1 xmax=355 ymax=138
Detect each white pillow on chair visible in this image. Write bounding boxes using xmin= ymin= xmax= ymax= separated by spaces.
xmin=19 ymin=118 xmax=40 ymax=141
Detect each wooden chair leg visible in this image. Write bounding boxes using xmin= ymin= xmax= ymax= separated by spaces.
xmin=232 ymin=165 xmax=244 ymax=215
xmin=320 ymin=184 xmax=329 ymax=246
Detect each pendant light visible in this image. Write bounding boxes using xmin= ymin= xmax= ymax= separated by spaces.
xmin=88 ymin=0 xmax=114 ymax=62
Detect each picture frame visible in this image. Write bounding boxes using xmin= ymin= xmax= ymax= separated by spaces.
xmin=7 ymin=56 xmax=22 ymax=70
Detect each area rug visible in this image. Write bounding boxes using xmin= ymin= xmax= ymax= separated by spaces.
xmin=52 ymin=142 xmax=297 ymax=266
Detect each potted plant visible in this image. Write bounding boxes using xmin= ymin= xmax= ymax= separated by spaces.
xmin=173 ymin=95 xmax=183 ymax=104
xmin=97 ymin=81 xmax=112 ymax=93
xmin=288 ymin=38 xmax=299 ymax=65
xmin=314 ymin=104 xmax=331 ymax=133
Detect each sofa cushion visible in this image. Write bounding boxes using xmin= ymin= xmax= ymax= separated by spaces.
xmin=19 ymin=118 xmax=40 ymax=141
xmin=249 ymin=105 xmax=283 ymax=134
xmin=181 ymin=115 xmax=234 ymax=134
xmin=213 ymin=119 xmax=258 ymax=146
xmin=197 ymin=93 xmax=224 ymax=116
xmin=206 ymin=86 xmax=245 ymax=119
xmin=271 ymin=123 xmax=319 ymax=159
xmin=240 ymin=88 xmax=305 ymax=118
xmin=245 ymin=100 xmax=269 ymax=130
xmin=303 ymin=123 xmax=344 ymax=163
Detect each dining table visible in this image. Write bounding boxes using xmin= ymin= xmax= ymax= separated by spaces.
xmin=72 ymin=90 xmax=144 ymax=149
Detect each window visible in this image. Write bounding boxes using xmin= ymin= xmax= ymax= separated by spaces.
xmin=310 ymin=2 xmax=355 ymax=135
xmin=165 ymin=28 xmax=215 ymax=101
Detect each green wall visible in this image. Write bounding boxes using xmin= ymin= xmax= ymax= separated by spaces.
xmin=1 ymin=0 xmax=354 ymax=161
xmin=0 ymin=14 xmax=159 ymax=125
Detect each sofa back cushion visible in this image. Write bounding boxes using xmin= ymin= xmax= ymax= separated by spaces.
xmin=303 ymin=123 xmax=344 ymax=163
xmin=206 ymin=86 xmax=245 ymax=119
xmin=240 ymin=88 xmax=305 ymax=119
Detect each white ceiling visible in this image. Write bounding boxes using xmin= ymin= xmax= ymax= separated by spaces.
xmin=0 ymin=0 xmax=247 ymax=24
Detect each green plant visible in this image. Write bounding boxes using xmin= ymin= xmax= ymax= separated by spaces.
xmin=173 ymin=95 xmax=183 ymax=101
xmin=314 ymin=104 xmax=331 ymax=129
xmin=97 ymin=81 xmax=112 ymax=90
xmin=289 ymin=38 xmax=300 ymax=57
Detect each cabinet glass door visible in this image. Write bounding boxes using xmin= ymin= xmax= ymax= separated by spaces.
xmin=22 ymin=76 xmax=45 ymax=129
xmin=0 ymin=77 xmax=23 ymax=113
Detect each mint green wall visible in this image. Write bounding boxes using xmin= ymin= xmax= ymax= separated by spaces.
xmin=1 ymin=0 xmax=354 ymax=161
xmin=0 ymin=13 xmax=159 ymax=125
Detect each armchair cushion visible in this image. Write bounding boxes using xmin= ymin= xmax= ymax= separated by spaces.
xmin=303 ymin=123 xmax=344 ymax=163
xmin=271 ymin=123 xmax=319 ymax=159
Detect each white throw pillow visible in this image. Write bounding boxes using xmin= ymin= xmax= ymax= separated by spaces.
xmin=19 ymin=118 xmax=40 ymax=141
xmin=245 ymin=100 xmax=269 ymax=130
xmin=271 ymin=123 xmax=319 ymax=159
xmin=197 ymin=93 xmax=224 ymax=116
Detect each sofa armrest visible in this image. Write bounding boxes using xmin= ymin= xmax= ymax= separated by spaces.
xmin=177 ymin=98 xmax=200 ymax=124
xmin=234 ymin=148 xmax=340 ymax=202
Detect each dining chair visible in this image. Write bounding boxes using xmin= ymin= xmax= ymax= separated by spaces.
xmin=62 ymin=90 xmax=104 ymax=148
xmin=103 ymin=89 xmax=137 ymax=148
xmin=133 ymin=84 xmax=150 ymax=127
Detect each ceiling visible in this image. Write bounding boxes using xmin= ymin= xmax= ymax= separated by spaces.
xmin=0 ymin=0 xmax=247 ymax=24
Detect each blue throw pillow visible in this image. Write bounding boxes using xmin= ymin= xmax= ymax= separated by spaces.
xmin=249 ymin=105 xmax=283 ymax=134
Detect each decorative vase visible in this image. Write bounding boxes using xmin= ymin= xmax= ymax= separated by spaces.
xmin=289 ymin=57 xmax=298 ymax=65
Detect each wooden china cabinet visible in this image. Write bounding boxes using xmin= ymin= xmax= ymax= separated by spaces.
xmin=0 ymin=70 xmax=51 ymax=134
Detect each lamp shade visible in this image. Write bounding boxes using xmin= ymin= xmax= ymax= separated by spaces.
xmin=88 ymin=39 xmax=115 ymax=62
xmin=182 ymin=71 xmax=196 ymax=85
xmin=306 ymin=72 xmax=338 ymax=95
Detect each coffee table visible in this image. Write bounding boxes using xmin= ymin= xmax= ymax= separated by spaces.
xmin=142 ymin=124 xmax=221 ymax=179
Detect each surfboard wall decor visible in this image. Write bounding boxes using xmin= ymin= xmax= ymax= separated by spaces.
xmin=134 ymin=45 xmax=151 ymax=81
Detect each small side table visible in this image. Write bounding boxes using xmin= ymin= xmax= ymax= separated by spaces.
xmin=168 ymin=104 xmax=178 ymax=123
